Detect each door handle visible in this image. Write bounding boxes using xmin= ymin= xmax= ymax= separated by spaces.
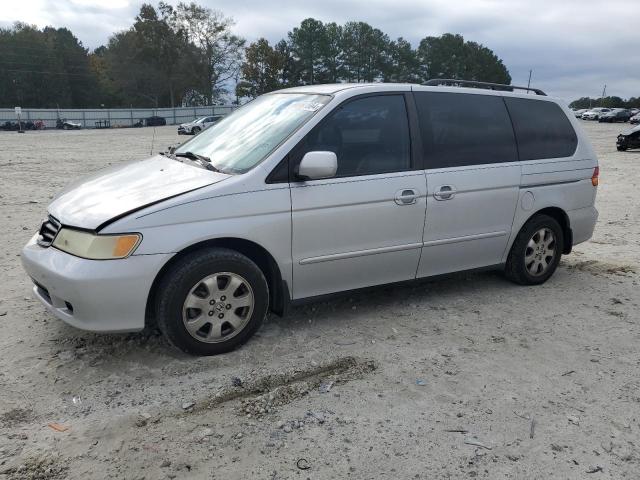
xmin=394 ymin=189 xmax=418 ymax=205
xmin=433 ymin=185 xmax=457 ymax=201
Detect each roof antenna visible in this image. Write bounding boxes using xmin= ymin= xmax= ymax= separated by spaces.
xmin=150 ymin=126 xmax=157 ymax=156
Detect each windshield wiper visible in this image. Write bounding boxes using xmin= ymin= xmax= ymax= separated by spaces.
xmin=173 ymin=151 xmax=220 ymax=172
xmin=175 ymin=151 xmax=210 ymax=162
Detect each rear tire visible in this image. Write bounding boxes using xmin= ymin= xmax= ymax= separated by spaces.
xmin=155 ymin=248 xmax=269 ymax=356
xmin=505 ymin=214 xmax=564 ymax=285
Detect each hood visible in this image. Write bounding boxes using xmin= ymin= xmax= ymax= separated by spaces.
xmin=48 ymin=155 xmax=229 ymax=230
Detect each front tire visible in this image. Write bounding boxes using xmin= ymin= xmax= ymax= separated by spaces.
xmin=192 ymin=126 xmax=201 ymax=135
xmin=505 ymin=214 xmax=564 ymax=285
xmin=155 ymin=248 xmax=269 ymax=356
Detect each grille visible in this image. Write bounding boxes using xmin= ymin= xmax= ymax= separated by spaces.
xmin=37 ymin=215 xmax=61 ymax=247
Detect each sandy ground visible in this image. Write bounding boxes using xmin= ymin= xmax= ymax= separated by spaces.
xmin=0 ymin=122 xmax=638 ymax=480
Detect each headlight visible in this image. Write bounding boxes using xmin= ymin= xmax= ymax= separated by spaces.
xmin=52 ymin=228 xmax=141 ymax=260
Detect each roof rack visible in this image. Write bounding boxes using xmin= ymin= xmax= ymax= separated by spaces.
xmin=422 ymin=79 xmax=546 ymax=96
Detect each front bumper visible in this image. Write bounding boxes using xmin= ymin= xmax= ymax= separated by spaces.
xmin=21 ymin=234 xmax=173 ymax=333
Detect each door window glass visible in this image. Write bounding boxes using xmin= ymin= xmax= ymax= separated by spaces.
xmin=296 ymin=95 xmax=411 ymax=177
xmin=415 ymin=91 xmax=518 ymax=168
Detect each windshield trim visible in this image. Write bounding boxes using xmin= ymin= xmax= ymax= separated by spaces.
xmin=175 ymin=93 xmax=333 ymax=175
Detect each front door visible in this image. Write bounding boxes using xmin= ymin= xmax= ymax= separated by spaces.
xmin=290 ymin=94 xmax=427 ymax=299
xmin=412 ymin=90 xmax=521 ymax=277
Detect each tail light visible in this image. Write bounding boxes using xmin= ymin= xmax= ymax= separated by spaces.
xmin=591 ymin=166 xmax=599 ymax=187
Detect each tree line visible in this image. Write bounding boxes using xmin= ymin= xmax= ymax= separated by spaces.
xmin=235 ymin=20 xmax=511 ymax=99
xmin=569 ymin=96 xmax=640 ymax=110
xmin=0 ymin=2 xmax=512 ymax=108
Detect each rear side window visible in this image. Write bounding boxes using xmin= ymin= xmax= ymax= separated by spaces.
xmin=414 ymin=92 xmax=518 ymax=169
xmin=294 ymin=95 xmax=411 ymax=177
xmin=504 ymin=98 xmax=578 ymax=160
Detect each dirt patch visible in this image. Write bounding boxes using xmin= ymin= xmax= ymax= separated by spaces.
xmin=235 ymin=357 xmax=377 ymax=417
xmin=565 ymin=259 xmax=637 ymax=276
xmin=0 ymin=408 xmax=35 ymax=428
xmin=185 ymin=356 xmax=377 ymax=417
xmin=0 ymin=455 xmax=68 ymax=480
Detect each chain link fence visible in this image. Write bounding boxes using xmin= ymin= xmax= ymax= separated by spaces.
xmin=0 ymin=105 xmax=236 ymax=129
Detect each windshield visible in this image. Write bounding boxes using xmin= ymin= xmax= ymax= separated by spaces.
xmin=175 ymin=93 xmax=331 ymax=174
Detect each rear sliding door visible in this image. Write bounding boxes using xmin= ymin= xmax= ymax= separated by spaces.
xmin=413 ymin=91 xmax=521 ymax=277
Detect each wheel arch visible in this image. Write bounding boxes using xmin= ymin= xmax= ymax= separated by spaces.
xmin=145 ymin=237 xmax=289 ymax=328
xmin=526 ymin=207 xmax=572 ymax=254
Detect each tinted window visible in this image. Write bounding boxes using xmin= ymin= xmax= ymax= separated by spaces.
xmin=295 ymin=95 xmax=411 ymax=177
xmin=415 ymin=92 xmax=518 ymax=169
xmin=505 ymin=98 xmax=577 ymax=160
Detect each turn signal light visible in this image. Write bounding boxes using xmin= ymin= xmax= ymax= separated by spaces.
xmin=591 ymin=166 xmax=599 ymax=187
xmin=113 ymin=235 xmax=141 ymax=257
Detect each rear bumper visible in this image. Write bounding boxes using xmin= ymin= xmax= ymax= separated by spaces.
xmin=21 ymin=234 xmax=172 ymax=333
xmin=568 ymin=206 xmax=598 ymax=246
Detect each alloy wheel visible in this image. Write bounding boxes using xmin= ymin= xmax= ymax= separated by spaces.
xmin=524 ymin=228 xmax=556 ymax=276
xmin=182 ymin=272 xmax=254 ymax=343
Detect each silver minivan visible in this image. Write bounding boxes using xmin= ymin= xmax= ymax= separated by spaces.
xmin=21 ymin=81 xmax=599 ymax=355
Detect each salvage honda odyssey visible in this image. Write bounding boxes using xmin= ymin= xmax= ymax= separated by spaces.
xmin=21 ymin=81 xmax=599 ymax=356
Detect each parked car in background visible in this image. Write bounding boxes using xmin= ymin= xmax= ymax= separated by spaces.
xmin=598 ymin=109 xmax=632 ymax=123
xmin=178 ymin=115 xmax=224 ymax=135
xmin=2 ymin=120 xmax=38 ymax=131
xmin=145 ymin=116 xmax=166 ymax=127
xmin=582 ymin=108 xmax=612 ymax=120
xmin=21 ymin=81 xmax=599 ymax=356
xmin=572 ymin=109 xmax=588 ymax=118
xmin=616 ymin=125 xmax=640 ymax=151
xmin=630 ymin=113 xmax=640 ymax=124
xmin=56 ymin=119 xmax=82 ymax=130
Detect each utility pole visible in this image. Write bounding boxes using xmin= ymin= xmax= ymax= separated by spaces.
xmin=15 ymin=106 xmax=24 ymax=134
xmin=527 ymin=69 xmax=533 ymax=93
xmin=601 ymin=85 xmax=607 ymax=106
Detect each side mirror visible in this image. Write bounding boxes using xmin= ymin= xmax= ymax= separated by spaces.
xmin=297 ymin=151 xmax=337 ymax=180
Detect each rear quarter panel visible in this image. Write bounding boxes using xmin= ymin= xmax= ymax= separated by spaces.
xmin=502 ymin=102 xmax=598 ymax=262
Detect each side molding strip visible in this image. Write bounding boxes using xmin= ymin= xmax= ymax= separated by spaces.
xmin=299 ymin=231 xmax=508 ymax=265
xmin=520 ymin=179 xmax=581 ymax=189
xmin=422 ymin=230 xmax=508 ymax=247
xmin=299 ymin=242 xmax=423 ymax=265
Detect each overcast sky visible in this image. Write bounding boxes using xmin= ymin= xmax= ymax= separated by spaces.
xmin=1 ymin=0 xmax=638 ymax=101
